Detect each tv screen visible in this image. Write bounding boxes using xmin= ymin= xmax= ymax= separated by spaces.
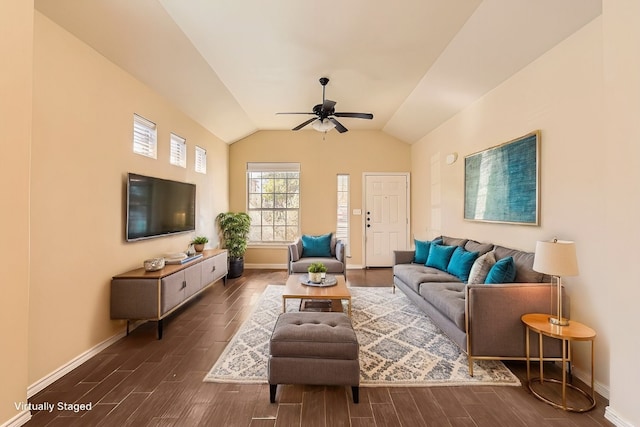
xmin=126 ymin=173 xmax=196 ymax=241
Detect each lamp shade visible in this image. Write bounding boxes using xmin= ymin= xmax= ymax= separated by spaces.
xmin=533 ymin=240 xmax=579 ymax=276
xmin=312 ymin=119 xmax=335 ymax=132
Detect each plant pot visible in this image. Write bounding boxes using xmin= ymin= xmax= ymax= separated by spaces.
xmin=228 ymin=257 xmax=244 ymax=279
xmin=194 ymin=243 xmax=205 ymax=252
xmin=308 ymin=272 xmax=323 ymax=283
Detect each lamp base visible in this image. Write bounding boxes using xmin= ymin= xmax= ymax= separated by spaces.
xmin=548 ymin=316 xmax=570 ymax=326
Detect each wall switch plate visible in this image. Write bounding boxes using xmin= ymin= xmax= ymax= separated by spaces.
xmin=353 ymin=209 xmax=362 ymax=215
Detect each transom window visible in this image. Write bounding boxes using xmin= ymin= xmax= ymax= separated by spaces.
xmin=169 ymin=133 xmax=186 ymax=168
xmin=247 ymin=162 xmax=300 ymax=243
xmin=132 ymin=114 xmax=157 ymax=159
xmin=195 ymin=146 xmax=207 ymax=174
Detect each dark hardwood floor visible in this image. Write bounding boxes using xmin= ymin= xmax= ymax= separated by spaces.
xmin=26 ymin=268 xmax=613 ymax=426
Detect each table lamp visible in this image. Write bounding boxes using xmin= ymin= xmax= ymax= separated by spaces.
xmin=533 ymin=239 xmax=579 ymax=326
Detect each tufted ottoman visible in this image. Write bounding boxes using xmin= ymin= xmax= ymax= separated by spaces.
xmin=268 ymin=312 xmax=360 ymax=403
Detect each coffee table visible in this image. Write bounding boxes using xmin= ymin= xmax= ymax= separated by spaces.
xmin=283 ymin=274 xmax=352 ymax=317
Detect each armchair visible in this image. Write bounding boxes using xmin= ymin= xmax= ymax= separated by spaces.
xmin=287 ymin=233 xmax=346 ymax=277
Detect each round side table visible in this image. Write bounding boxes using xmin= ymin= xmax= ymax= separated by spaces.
xmin=521 ymin=313 xmax=596 ymax=412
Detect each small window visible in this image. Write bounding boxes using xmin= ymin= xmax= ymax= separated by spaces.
xmin=132 ymin=114 xmax=157 ymax=159
xmin=195 ymin=146 xmax=207 ymax=174
xmin=169 ymin=133 xmax=187 ymax=168
xmin=337 ymin=174 xmax=350 ymax=256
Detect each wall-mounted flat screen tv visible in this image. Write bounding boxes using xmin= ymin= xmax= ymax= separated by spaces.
xmin=126 ymin=173 xmax=196 ymax=241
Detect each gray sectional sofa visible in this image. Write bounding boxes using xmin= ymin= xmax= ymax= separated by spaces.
xmin=393 ymin=235 xmax=568 ymax=375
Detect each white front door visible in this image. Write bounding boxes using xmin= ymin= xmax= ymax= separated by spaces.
xmin=364 ymin=174 xmax=409 ymax=267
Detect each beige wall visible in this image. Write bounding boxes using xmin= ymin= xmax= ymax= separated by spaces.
xmin=229 ymin=130 xmax=411 ymax=267
xmin=27 ymin=12 xmax=229 ymax=387
xmin=602 ymin=1 xmax=640 ymax=426
xmin=0 ymin=0 xmax=33 ymax=424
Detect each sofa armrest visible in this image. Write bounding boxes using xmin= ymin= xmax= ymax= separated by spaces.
xmin=335 ymin=240 xmax=345 ymax=263
xmin=466 ymin=283 xmax=568 ymax=358
xmin=393 ymin=250 xmax=415 ymax=265
xmin=287 ymin=241 xmax=300 ymax=263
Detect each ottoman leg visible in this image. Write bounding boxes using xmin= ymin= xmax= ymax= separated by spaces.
xmin=269 ymin=384 xmax=277 ymax=403
xmin=351 ymin=386 xmax=359 ymax=404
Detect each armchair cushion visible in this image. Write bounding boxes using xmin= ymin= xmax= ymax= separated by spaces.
xmin=301 ymin=233 xmax=333 ymax=257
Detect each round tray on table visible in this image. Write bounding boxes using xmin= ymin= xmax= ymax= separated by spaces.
xmin=299 ymin=274 xmax=337 ymax=287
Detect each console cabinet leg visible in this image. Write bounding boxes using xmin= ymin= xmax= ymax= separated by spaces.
xmin=157 ymin=319 xmax=163 ymax=340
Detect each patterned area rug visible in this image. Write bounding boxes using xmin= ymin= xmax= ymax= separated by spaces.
xmin=203 ymin=285 xmax=520 ymax=387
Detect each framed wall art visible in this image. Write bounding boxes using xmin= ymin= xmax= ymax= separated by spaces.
xmin=464 ymin=131 xmax=540 ymax=225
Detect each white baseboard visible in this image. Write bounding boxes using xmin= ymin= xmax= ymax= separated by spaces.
xmin=27 ymin=326 xmax=133 ymax=398
xmin=245 ymin=263 xmax=287 ymax=269
xmin=570 ymin=365 xmax=610 ymax=400
xmin=605 ymin=406 xmax=636 ymax=427
xmin=0 ymin=411 xmax=30 ymax=427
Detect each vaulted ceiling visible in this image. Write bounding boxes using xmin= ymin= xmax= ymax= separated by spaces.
xmin=35 ymin=0 xmax=601 ymax=144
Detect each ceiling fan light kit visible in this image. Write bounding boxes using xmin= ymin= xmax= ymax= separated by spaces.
xmin=277 ymin=77 xmax=373 ymax=134
xmin=311 ymin=119 xmax=336 ymax=132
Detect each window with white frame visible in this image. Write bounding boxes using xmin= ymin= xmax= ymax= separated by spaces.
xmin=169 ymin=133 xmax=187 ymax=168
xmin=132 ymin=114 xmax=157 ymax=159
xmin=247 ymin=162 xmax=300 ymax=243
xmin=336 ymin=174 xmax=350 ymax=256
xmin=195 ymin=146 xmax=207 ymax=174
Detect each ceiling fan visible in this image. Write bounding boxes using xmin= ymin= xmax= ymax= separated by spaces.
xmin=277 ymin=77 xmax=374 ymax=133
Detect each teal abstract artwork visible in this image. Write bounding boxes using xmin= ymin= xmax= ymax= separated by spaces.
xmin=464 ymin=132 xmax=539 ymax=225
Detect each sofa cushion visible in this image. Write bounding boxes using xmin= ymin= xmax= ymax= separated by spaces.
xmin=291 ymin=257 xmax=344 ymax=274
xmin=464 ymin=240 xmax=494 ymax=256
xmin=447 ymin=247 xmax=479 ymax=283
xmin=468 ymin=251 xmax=496 ymax=285
xmin=485 ymin=256 xmax=516 ymax=284
xmin=426 ymin=244 xmax=457 ymax=271
xmin=301 ymin=233 xmax=332 ymax=257
xmin=418 ymin=282 xmax=466 ymax=330
xmin=440 ymin=236 xmax=469 ymax=248
xmin=493 ymin=245 xmax=545 ymax=283
xmin=393 ymin=264 xmax=460 ymax=293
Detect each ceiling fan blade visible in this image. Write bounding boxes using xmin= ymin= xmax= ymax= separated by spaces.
xmin=292 ymin=117 xmax=318 ymax=131
xmin=322 ymin=99 xmax=336 ymax=114
xmin=334 ymin=112 xmax=374 ymax=120
xmin=276 ymin=112 xmax=315 ymax=115
xmin=329 ymin=118 xmax=348 ymax=133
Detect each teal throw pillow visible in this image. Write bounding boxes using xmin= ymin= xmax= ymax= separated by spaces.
xmin=301 ymin=233 xmax=332 ymax=257
xmin=413 ymin=239 xmax=431 ymax=264
xmin=447 ymin=247 xmax=479 ymax=283
xmin=426 ymin=244 xmax=456 ymax=271
xmin=413 ymin=238 xmax=442 ymax=264
xmin=484 ymin=256 xmax=516 ymax=284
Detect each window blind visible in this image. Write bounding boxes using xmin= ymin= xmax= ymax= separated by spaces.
xmin=133 ymin=114 xmax=157 ymax=159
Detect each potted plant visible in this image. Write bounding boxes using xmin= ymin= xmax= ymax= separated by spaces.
xmin=307 ymin=262 xmax=327 ymax=284
xmin=216 ymin=212 xmax=251 ymax=278
xmin=191 ymin=236 xmax=209 ymax=252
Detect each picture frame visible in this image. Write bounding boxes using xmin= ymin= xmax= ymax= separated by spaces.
xmin=464 ymin=131 xmax=540 ymax=225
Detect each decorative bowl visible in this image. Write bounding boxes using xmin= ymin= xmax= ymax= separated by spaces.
xmin=143 ymin=257 xmax=165 ymax=271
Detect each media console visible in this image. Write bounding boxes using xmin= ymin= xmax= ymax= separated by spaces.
xmin=111 ymin=249 xmax=228 ymax=339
